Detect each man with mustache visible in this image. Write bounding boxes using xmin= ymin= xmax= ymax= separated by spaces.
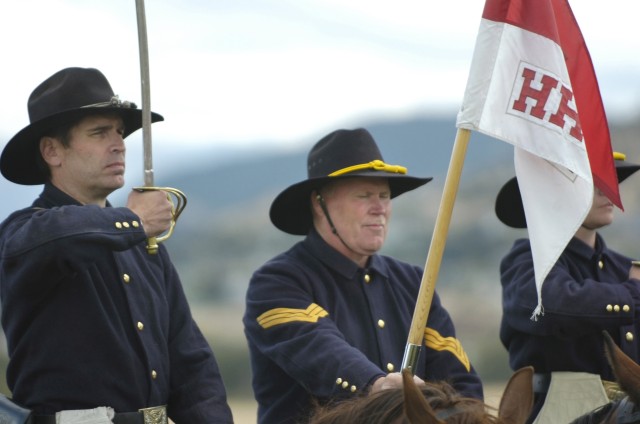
xmin=243 ymin=128 xmax=483 ymax=424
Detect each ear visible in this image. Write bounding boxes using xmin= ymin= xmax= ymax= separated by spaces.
xmin=603 ymin=330 xmax=640 ymax=404
xmin=498 ymin=366 xmax=534 ymax=424
xmin=311 ymin=190 xmax=322 ymax=214
xmin=40 ymin=136 xmax=62 ymax=167
xmin=401 ymin=369 xmax=444 ymax=424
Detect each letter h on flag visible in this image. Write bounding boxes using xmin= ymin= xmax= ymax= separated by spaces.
xmin=456 ymin=0 xmax=620 ymax=318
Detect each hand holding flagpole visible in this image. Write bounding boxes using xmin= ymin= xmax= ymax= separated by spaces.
xmin=134 ymin=0 xmax=186 ymax=254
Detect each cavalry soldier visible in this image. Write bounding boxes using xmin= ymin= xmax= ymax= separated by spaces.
xmin=497 ymin=152 xmax=640 ymax=423
xmin=243 ymin=128 xmax=483 ymax=423
xmin=0 ymin=67 xmax=233 ymax=423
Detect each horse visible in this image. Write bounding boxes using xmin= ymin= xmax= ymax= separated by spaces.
xmin=307 ymin=330 xmax=640 ymax=424
xmin=569 ymin=331 xmax=640 ymax=424
xmin=306 ymin=366 xmax=534 ymax=424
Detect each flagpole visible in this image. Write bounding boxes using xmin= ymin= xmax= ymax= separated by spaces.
xmin=401 ymin=127 xmax=471 ymax=374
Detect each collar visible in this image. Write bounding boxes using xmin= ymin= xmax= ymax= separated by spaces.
xmin=566 ymin=233 xmax=607 ymax=260
xmin=33 ymin=183 xmax=113 ymax=209
xmin=304 ymin=228 xmax=389 ymax=281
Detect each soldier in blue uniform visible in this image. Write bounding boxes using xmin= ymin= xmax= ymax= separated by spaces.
xmin=243 ymin=128 xmax=483 ymax=424
xmin=497 ymin=153 xmax=640 ymax=423
xmin=0 ymin=67 xmax=233 ymax=423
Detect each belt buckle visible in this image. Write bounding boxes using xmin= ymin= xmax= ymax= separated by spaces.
xmin=138 ymin=405 xmax=167 ymax=424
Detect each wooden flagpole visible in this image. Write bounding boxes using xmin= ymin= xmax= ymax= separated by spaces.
xmin=401 ymin=127 xmax=471 ymax=373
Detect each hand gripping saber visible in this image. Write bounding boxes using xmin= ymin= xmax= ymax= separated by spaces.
xmin=134 ymin=0 xmax=186 ymax=254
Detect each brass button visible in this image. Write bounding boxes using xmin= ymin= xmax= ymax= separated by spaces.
xmin=606 ymin=304 xmax=613 ymax=312
xmin=387 ymin=363 xmax=395 ymax=372
xmin=151 ymin=370 xmax=157 ymax=379
xmin=137 ymin=322 xmax=144 ymax=331
xmin=336 ymin=378 xmax=342 ymax=385
xmin=364 ymin=274 xmax=371 ymax=283
xmin=123 ymin=274 xmax=130 ymax=284
xmin=623 ymin=305 xmax=630 ymax=313
xmin=626 ymin=332 xmax=634 ymax=342
xmin=132 ymin=221 xmax=140 ymax=228
xmin=123 ymin=222 xmax=130 ymax=228
xmin=115 ymin=222 xmax=123 ymax=229
xmin=350 ymin=385 xmax=356 ymax=392
xmin=377 ymin=319 xmax=385 ymax=329
xmin=614 ymin=305 xmax=620 ymax=313
xmin=598 ymin=260 xmax=604 ymax=269
xmin=341 ymin=381 xmax=349 ymax=389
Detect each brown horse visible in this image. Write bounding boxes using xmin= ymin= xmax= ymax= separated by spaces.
xmin=569 ymin=331 xmax=640 ymax=424
xmin=306 ymin=367 xmax=534 ymax=424
xmin=307 ymin=330 xmax=640 ymax=424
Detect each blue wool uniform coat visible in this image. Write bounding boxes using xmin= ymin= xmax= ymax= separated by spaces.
xmin=244 ymin=229 xmax=483 ymax=424
xmin=0 ymin=184 xmax=233 ymax=423
xmin=500 ymin=234 xmax=640 ymax=421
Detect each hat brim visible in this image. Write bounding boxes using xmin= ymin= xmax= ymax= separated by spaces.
xmin=1 ymin=107 xmax=164 ymax=185
xmin=495 ymin=163 xmax=640 ymax=229
xmin=270 ymin=172 xmax=432 ymax=235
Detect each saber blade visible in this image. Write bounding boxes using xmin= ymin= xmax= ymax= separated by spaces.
xmin=135 ymin=0 xmax=154 ymax=187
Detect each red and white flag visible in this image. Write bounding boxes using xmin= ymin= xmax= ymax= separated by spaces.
xmin=456 ymin=0 xmax=619 ymax=317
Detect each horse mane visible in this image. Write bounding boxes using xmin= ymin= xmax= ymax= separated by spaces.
xmin=307 ymin=368 xmax=533 ymax=424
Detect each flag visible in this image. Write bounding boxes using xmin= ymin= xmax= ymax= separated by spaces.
xmin=456 ymin=0 xmax=619 ymax=317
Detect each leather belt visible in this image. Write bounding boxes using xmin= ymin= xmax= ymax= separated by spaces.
xmin=32 ymin=405 xmax=167 ymax=424
xmin=532 ymin=373 xmax=551 ymax=394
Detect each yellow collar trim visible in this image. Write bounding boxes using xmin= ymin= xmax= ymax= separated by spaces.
xmin=329 ymin=159 xmax=407 ymax=177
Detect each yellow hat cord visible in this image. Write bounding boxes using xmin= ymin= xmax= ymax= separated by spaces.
xmin=328 ymin=159 xmax=407 ymax=177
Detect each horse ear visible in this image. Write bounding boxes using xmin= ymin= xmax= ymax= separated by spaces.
xmin=498 ymin=366 xmax=534 ymax=424
xmin=603 ymin=330 xmax=640 ymax=404
xmin=401 ymin=369 xmax=444 ymax=424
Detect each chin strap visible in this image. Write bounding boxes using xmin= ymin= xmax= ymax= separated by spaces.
xmin=316 ymin=193 xmax=354 ymax=254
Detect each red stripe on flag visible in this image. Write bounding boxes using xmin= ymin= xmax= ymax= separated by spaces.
xmin=552 ymin=0 xmax=620 ymax=208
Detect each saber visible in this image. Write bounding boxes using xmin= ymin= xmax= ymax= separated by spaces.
xmin=134 ymin=0 xmax=186 ymax=254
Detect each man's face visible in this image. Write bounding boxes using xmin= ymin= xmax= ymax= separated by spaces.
xmin=582 ymin=187 xmax=615 ymax=230
xmin=319 ymin=177 xmax=391 ymax=264
xmin=44 ymin=114 xmax=126 ymax=204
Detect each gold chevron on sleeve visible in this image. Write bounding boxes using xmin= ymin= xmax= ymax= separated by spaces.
xmin=257 ymin=303 xmax=329 ymax=329
xmin=424 ymin=327 xmax=471 ymax=372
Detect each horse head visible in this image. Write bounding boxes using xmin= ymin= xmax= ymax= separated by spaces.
xmin=570 ymin=331 xmax=640 ymax=424
xmin=307 ymin=367 xmax=533 ymax=423
xmin=402 ymin=366 xmax=533 ymax=424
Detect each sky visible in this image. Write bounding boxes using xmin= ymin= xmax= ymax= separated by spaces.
xmin=0 ymin=0 xmax=639 ymax=158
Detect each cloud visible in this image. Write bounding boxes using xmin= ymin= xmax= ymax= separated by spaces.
xmin=1 ymin=0 xmax=638 ymax=154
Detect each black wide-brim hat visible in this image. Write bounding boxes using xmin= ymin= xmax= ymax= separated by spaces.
xmin=495 ymin=154 xmax=640 ymax=228
xmin=1 ymin=67 xmax=164 ymax=185
xmin=270 ymin=128 xmax=433 ymax=235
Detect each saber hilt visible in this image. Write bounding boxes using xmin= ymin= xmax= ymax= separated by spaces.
xmin=132 ymin=187 xmax=188 ymax=254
